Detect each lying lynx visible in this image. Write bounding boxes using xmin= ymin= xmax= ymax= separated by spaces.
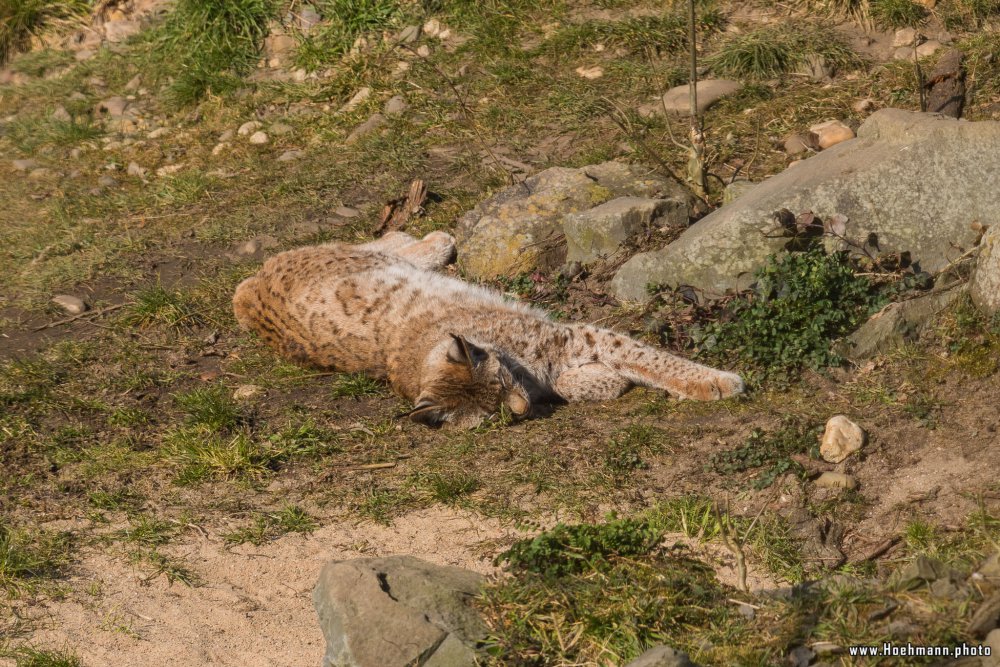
xmin=233 ymin=231 xmax=744 ymax=427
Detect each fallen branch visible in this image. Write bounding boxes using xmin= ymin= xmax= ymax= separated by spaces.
xmin=850 ymin=535 xmax=900 ymax=564
xmin=33 ymin=303 xmax=127 ymax=332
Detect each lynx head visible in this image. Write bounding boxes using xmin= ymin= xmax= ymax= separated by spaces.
xmin=408 ymin=334 xmax=530 ymax=429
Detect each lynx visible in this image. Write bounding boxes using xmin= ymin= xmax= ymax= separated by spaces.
xmin=233 ymin=231 xmax=744 ymax=428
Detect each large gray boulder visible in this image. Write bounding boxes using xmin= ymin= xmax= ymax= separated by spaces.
xmin=456 ymin=162 xmax=689 ymax=279
xmin=313 ymin=555 xmax=487 ymax=667
xmin=612 ymin=109 xmax=1000 ymax=302
xmin=971 ymin=225 xmax=1000 ymax=315
xmin=563 ymin=196 xmax=686 ymax=265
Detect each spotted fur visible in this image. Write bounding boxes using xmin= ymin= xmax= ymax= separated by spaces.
xmin=234 ymin=231 xmax=745 ymax=427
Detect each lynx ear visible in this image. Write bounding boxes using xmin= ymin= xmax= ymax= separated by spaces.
xmin=446 ymin=334 xmax=488 ymax=368
xmin=407 ymin=399 xmax=448 ymax=428
xmin=505 ymin=390 xmax=530 ymax=417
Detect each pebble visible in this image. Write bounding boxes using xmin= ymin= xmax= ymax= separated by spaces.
xmin=783 ymin=133 xmax=818 ymax=155
xmin=820 ymin=415 xmax=866 ymax=463
xmin=809 ymin=120 xmax=855 ymax=149
xmin=98 ymin=175 xmax=118 ymax=187
xmin=277 ymin=149 xmax=304 ymax=162
xmin=334 ymin=205 xmax=360 ymax=218
xmin=237 ymin=120 xmax=263 ymax=136
xmin=51 ymin=106 xmax=72 ymax=122
xmin=423 ymin=18 xmax=442 ymax=38
xmin=383 ymin=96 xmax=408 ymax=115
xmin=147 ymin=127 xmax=169 ymax=139
xmin=270 ymin=122 xmax=294 ymax=135
xmin=125 ymin=74 xmax=142 ymax=91
xmin=575 ymin=65 xmax=604 ymax=79
xmin=211 ymin=143 xmax=228 ymax=156
xmin=29 ymin=168 xmax=54 ymax=179
xmin=345 ymin=113 xmax=384 ymax=143
xmin=52 ymin=294 xmax=88 ymax=315
xmin=416 ymin=44 xmax=431 ymax=57
xmin=893 ymin=27 xmax=918 ymax=48
xmin=12 ymin=159 xmax=38 ymax=172
xmin=127 ymin=162 xmax=146 ymax=177
xmin=815 ymin=472 xmax=858 ymax=490
xmin=916 ymin=40 xmax=942 ymax=58
xmin=339 ymin=87 xmax=371 ymax=114
xmin=96 ymin=96 xmax=129 ymax=118
xmin=237 ymin=238 xmax=262 ymax=256
xmin=233 ymin=384 xmax=264 ymax=401
xmin=219 ymin=129 xmax=236 ymax=142
xmin=248 ymin=131 xmax=269 ymax=145
xmin=852 ymin=98 xmax=876 ymax=114
xmin=156 ymin=164 xmax=184 ymax=177
xmin=985 ymin=629 xmax=1000 ymax=667
xmin=397 ymin=25 xmax=420 ymax=44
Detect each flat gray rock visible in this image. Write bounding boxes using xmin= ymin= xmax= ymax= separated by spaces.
xmin=612 ymin=109 xmax=1000 ymax=301
xmin=640 ymin=79 xmax=741 ymax=116
xmin=837 ymin=288 xmax=963 ymax=360
xmin=564 ymin=196 xmax=687 ymax=264
xmin=313 ymin=555 xmax=486 ymax=667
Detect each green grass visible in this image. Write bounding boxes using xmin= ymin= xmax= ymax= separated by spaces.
xmin=174 ymin=385 xmax=242 ymax=431
xmin=708 ymin=421 xmax=817 ymax=490
xmin=706 ymin=25 xmax=862 ymax=80
xmin=870 ymin=0 xmax=927 ymax=27
xmin=0 ymin=0 xmax=89 ymax=66
xmin=602 ymin=424 xmax=665 ymax=478
xmin=0 ymin=522 xmax=73 ymax=596
xmin=293 ymin=0 xmax=403 ymax=71
xmin=122 ymin=285 xmax=204 ymax=330
xmin=0 ymin=647 xmax=82 ymax=667
xmin=164 ymin=427 xmax=273 ymax=484
xmin=538 ymin=12 xmax=723 ymax=60
xmin=222 ymin=504 xmax=317 ymax=545
xmin=4 ymin=114 xmax=104 ymax=153
xmin=330 ymin=372 xmax=385 ymax=399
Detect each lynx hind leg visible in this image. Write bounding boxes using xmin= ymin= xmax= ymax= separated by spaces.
xmin=554 ymin=363 xmax=632 ymax=402
xmin=394 ymin=231 xmax=456 ymax=270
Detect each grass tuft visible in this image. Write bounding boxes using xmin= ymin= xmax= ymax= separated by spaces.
xmin=0 ymin=522 xmax=73 ymax=596
xmin=223 ymin=504 xmax=317 ymax=545
xmin=122 ymin=285 xmax=203 ymax=330
xmin=0 ymin=0 xmax=89 ymax=66
xmin=0 ymin=647 xmax=82 ymax=667
xmin=707 ymin=25 xmax=862 ymax=80
xmin=870 ymin=0 xmax=927 ymax=27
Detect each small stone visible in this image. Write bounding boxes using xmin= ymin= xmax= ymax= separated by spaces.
xmin=852 ymin=98 xmax=876 ymax=114
xmin=98 ymin=175 xmax=118 ymax=187
xmin=820 ymin=415 xmax=866 ymax=463
xmin=893 ymin=46 xmax=914 ymax=61
xmin=814 ymin=472 xmax=858 ymax=490
xmin=12 ymin=159 xmax=38 ymax=172
xmin=334 ymin=205 xmax=360 ymax=218
xmin=199 ymin=371 xmax=220 ymax=382
xmin=383 ymin=95 xmax=407 ymax=115
xmin=277 ymin=149 xmax=304 ymax=162
xmin=895 ymin=555 xmax=950 ymax=589
xmin=147 ymin=127 xmax=168 ymax=139
xmin=916 ymin=40 xmax=942 ymax=58
xmin=298 ymin=4 xmax=321 ymax=32
xmin=248 ymin=131 xmax=269 ymax=145
xmin=237 ymin=238 xmax=263 ymax=256
xmin=788 ymin=646 xmax=816 ymax=667
xmin=69 ymin=91 xmax=87 ymax=102
xmin=811 ymin=641 xmax=842 ymax=656
xmin=893 ymin=28 xmax=918 ymax=48
xmin=783 ymin=133 xmax=818 ymax=155
xmin=124 ymin=74 xmax=142 ymax=91
xmin=640 ymin=79 xmax=741 ymax=116
xmin=127 ymin=161 xmax=146 ymax=177
xmin=416 ymin=44 xmax=431 ymax=57
xmin=339 ymin=87 xmax=371 ymax=113
xmin=96 ymin=96 xmax=129 ymax=118
xmin=237 ymin=120 xmax=263 ymax=136
xmin=575 ymin=65 xmax=604 ymax=79
xmin=51 ymin=106 xmax=72 ymax=122
xmin=233 ymin=385 xmax=264 ymax=401
xmin=29 ymin=168 xmax=54 ymax=179
xmin=809 ymin=120 xmax=855 ymax=149
xmin=211 ymin=143 xmax=228 ymax=156
xmin=156 ymin=164 xmax=184 ymax=177
xmin=345 ymin=113 xmax=384 ymax=143
xmin=423 ymin=18 xmax=442 ymax=38
xmin=52 ymin=295 xmax=88 ymax=315
xmin=269 ymin=122 xmax=294 ymax=135
xmin=397 ymin=25 xmax=420 ymax=44
xmin=219 ymin=129 xmax=236 ymax=142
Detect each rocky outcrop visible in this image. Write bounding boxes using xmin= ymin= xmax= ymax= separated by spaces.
xmin=836 ymin=288 xmax=964 ymax=359
xmin=313 ymin=555 xmax=486 ymax=667
xmin=563 ymin=196 xmax=686 ymax=265
xmin=971 ymin=225 xmax=1000 ymax=316
xmin=612 ymin=110 xmax=1000 ymax=301
xmin=456 ymin=162 xmax=689 ymax=279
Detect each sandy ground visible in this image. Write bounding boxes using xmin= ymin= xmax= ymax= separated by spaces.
xmin=5 ymin=507 xmax=513 ymax=667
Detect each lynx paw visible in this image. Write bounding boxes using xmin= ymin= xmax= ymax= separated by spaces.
xmin=675 ymin=371 xmax=746 ymax=400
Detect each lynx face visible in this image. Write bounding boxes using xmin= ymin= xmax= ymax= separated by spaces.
xmin=407 ymin=334 xmax=530 ymax=429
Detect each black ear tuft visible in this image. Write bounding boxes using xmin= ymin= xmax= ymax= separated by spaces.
xmin=446 ymin=334 xmax=488 ymax=368
xmin=408 ymin=401 xmax=447 ymax=428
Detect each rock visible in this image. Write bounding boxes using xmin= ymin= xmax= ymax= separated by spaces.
xmin=611 ymin=109 xmax=1000 ymax=300
xmin=917 ymin=40 xmax=942 ymax=58
xmin=397 ymin=25 xmax=421 ymax=44
xmin=52 ymin=295 xmax=88 ymax=315
xmin=98 ymin=175 xmax=118 ymax=187
xmin=233 ymin=385 xmax=263 ymax=401
xmin=787 ymin=646 xmax=816 ymax=667
xmin=852 ymin=98 xmax=876 ymax=114
xmin=127 ymin=161 xmax=146 ymax=177
xmin=313 ymin=555 xmax=486 ymax=667
xmin=563 ymin=196 xmax=688 ymax=264
xmin=238 ymin=120 xmax=263 ymax=136
xmin=277 ymin=149 xmax=304 ymax=162
xmin=219 ymin=129 xmax=236 ymax=142
xmin=248 ymin=131 xmax=269 ymax=145
xmin=334 ymin=205 xmax=360 ymax=218
xmin=423 ymin=18 xmax=443 ymax=38
xmin=28 ymin=168 xmax=54 ymax=179
xmin=809 ymin=120 xmax=855 ymax=149
xmin=12 ymin=159 xmax=38 ymax=172
xmin=124 ymin=74 xmax=142 ymax=91
xmin=783 ymin=132 xmax=819 ymax=155
xmin=458 ymin=162 xmax=689 ymax=279
xmin=383 ymin=95 xmax=407 ymax=115
xmin=624 ymin=645 xmax=697 ymax=667
xmin=156 ymin=164 xmax=184 ymax=177
xmin=264 ymin=33 xmax=297 ymax=64
xmin=340 ymin=87 xmax=371 ymax=114
xmin=298 ymin=4 xmax=321 ymax=32
xmin=815 ymin=472 xmax=858 ymax=490
xmin=416 ymin=44 xmax=430 ymax=57
xmin=345 ymin=113 xmax=385 ymax=143
xmin=893 ymin=28 xmax=918 ymax=48
xmin=575 ymin=65 xmax=604 ymax=79
xmin=104 ymin=19 xmax=141 ymax=42
xmin=926 ymin=48 xmax=966 ymax=118
xmin=838 ymin=288 xmax=962 ymax=359
xmin=147 ymin=127 xmax=169 ymax=139
xmin=723 ymin=180 xmax=757 ymax=205
xmin=969 ymin=592 xmax=1000 ymax=638
xmin=820 ymin=415 xmax=865 ymax=463
xmin=96 ymin=96 xmax=129 ymax=118
xmin=985 ymin=629 xmax=1000 ymax=667
xmin=978 ymin=552 xmax=1000 ymax=581
xmin=895 ymin=555 xmax=955 ymax=590
xmin=640 ymin=80 xmax=741 ymax=116
xmin=801 ymin=53 xmax=834 ymax=82
xmin=51 ymin=106 xmax=72 ymax=123
xmin=269 ymin=122 xmax=294 ymax=136
xmin=211 ymin=143 xmax=228 ymax=156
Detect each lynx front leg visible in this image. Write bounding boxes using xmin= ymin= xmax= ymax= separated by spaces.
xmin=554 ymin=363 xmax=632 ymax=402
xmin=393 ymin=231 xmax=456 ymax=270
xmin=571 ymin=326 xmax=745 ymax=400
